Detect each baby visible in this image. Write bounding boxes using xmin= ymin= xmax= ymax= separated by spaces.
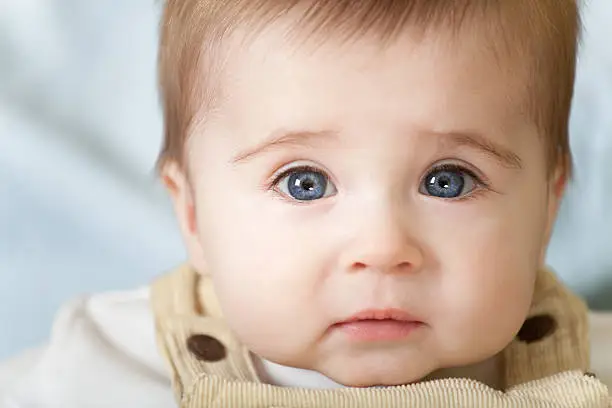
xmin=3 ymin=0 xmax=611 ymax=407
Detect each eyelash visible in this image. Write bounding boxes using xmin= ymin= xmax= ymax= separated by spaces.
xmin=269 ymin=164 xmax=328 ymax=189
xmin=429 ymin=163 xmax=481 ymax=177
xmin=419 ymin=163 xmax=492 ymax=202
xmin=267 ymin=162 xmax=492 ymax=200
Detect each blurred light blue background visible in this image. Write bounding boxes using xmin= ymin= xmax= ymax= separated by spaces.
xmin=1 ymin=0 xmax=611 ymax=361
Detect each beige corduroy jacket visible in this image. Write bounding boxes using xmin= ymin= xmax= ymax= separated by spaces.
xmin=151 ymin=264 xmax=611 ymax=407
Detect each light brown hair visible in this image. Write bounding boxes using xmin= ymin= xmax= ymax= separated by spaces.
xmin=157 ymin=1 xmax=581 ymax=177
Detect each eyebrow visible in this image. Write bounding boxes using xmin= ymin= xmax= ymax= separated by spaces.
xmin=232 ymin=128 xmax=523 ymax=170
xmin=436 ymin=131 xmax=523 ymax=170
xmin=231 ymin=129 xmax=339 ymax=164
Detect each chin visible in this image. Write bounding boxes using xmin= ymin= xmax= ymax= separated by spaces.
xmin=312 ymin=346 xmax=439 ymax=387
xmin=321 ymin=363 xmax=433 ymax=388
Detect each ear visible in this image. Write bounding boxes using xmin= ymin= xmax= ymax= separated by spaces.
xmin=540 ymin=165 xmax=567 ymax=264
xmin=161 ymin=160 xmax=207 ymax=274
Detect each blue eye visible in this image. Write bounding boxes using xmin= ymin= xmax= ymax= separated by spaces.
xmin=275 ymin=166 xmax=337 ymax=201
xmin=420 ymin=165 xmax=478 ymax=199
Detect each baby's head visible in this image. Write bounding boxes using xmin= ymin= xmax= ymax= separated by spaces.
xmin=158 ymin=0 xmax=580 ymax=387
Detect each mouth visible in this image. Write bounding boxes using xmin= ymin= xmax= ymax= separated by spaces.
xmin=332 ymin=308 xmax=424 ymax=342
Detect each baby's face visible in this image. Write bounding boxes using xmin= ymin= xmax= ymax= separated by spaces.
xmin=171 ymin=23 xmax=562 ymax=386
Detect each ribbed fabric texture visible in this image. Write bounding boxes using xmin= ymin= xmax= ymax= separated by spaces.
xmin=151 ymin=264 xmax=611 ymax=407
xmin=182 ymin=372 xmax=609 ymax=408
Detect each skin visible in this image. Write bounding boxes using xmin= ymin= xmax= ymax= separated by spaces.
xmin=162 ymin=20 xmax=566 ymax=387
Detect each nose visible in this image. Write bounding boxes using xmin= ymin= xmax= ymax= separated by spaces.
xmin=338 ymin=210 xmax=424 ymax=274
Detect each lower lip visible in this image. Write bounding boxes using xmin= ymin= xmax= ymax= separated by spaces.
xmin=334 ymin=319 xmax=423 ymax=342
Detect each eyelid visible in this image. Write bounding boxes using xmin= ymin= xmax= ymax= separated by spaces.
xmin=268 ymin=162 xmax=338 ymax=203
xmin=268 ymin=160 xmax=335 ymax=188
xmin=418 ymin=161 xmax=494 ymax=202
xmin=424 ymin=160 xmax=490 ymax=188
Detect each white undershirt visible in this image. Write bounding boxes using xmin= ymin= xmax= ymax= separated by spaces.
xmin=256 ymin=357 xmax=345 ymax=389
xmin=255 ymin=353 xmax=504 ymax=390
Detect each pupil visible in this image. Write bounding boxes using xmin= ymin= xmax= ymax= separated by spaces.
xmin=300 ymin=178 xmax=315 ymax=191
xmin=425 ymin=170 xmax=465 ymax=198
xmin=438 ymin=176 xmax=451 ymax=189
xmin=287 ymin=170 xmax=327 ymax=201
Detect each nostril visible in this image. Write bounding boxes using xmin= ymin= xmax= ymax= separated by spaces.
xmin=397 ymin=262 xmax=412 ymax=271
xmin=350 ymin=261 xmax=413 ymax=272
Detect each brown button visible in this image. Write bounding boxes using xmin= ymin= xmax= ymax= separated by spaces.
xmin=516 ymin=314 xmax=557 ymax=343
xmin=187 ymin=334 xmax=227 ymax=362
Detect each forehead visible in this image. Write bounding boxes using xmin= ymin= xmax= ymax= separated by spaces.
xmin=205 ymin=17 xmax=533 ymax=150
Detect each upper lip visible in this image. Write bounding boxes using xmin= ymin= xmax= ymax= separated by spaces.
xmin=337 ymin=308 xmax=423 ymax=324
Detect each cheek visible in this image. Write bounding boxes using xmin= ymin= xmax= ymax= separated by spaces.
xmin=191 ymin=174 xmax=327 ymax=352
xmin=426 ymin=182 xmax=549 ymax=355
